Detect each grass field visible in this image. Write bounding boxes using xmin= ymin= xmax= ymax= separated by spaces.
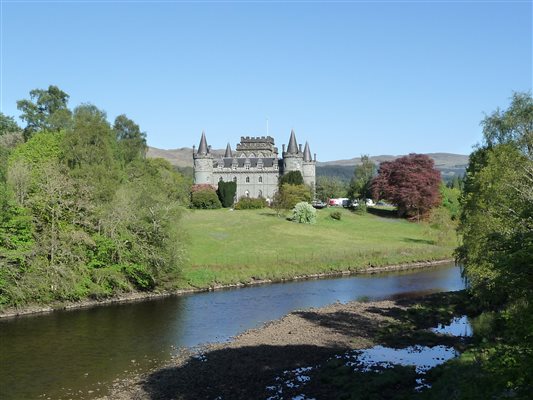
xmin=179 ymin=207 xmax=456 ymax=289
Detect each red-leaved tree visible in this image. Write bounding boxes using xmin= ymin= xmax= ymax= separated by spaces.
xmin=371 ymin=154 xmax=441 ymax=220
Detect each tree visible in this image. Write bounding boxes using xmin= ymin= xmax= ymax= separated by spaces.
xmin=371 ymin=154 xmax=441 ymax=220
xmin=217 ymin=180 xmax=237 ymax=208
xmin=458 ymin=92 xmax=533 ymax=306
xmin=273 ymin=183 xmax=312 ymax=211
xmin=315 ymin=176 xmax=347 ymax=201
xmin=279 ymin=170 xmax=304 ymax=186
xmin=113 ymin=114 xmax=147 ymax=164
xmin=17 ymin=85 xmax=71 ymax=139
xmin=0 ymin=112 xmax=20 ymax=136
xmin=347 ymin=155 xmax=376 ymax=200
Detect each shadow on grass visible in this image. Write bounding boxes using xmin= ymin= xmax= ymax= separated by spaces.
xmin=403 ymin=237 xmax=436 ymax=245
xmin=367 ymin=207 xmax=399 ymax=219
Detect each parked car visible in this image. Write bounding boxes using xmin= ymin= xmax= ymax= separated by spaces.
xmin=311 ymin=200 xmax=327 ymax=209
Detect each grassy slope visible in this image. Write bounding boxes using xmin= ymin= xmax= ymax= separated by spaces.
xmin=179 ymin=208 xmax=455 ymax=288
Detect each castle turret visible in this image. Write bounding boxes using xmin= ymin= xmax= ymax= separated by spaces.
xmin=302 ymin=141 xmax=316 ymax=192
xmin=224 ymin=143 xmax=233 ymax=158
xmin=282 ymin=129 xmax=304 ymax=174
xmin=193 ymin=131 xmax=214 ymax=184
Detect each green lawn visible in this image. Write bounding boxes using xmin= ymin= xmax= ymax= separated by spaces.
xmin=179 ymin=207 xmax=456 ymax=289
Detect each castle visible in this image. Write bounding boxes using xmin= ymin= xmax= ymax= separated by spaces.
xmin=193 ymin=130 xmax=316 ymax=202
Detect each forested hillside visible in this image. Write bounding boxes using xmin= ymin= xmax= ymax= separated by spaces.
xmin=0 ymin=86 xmax=190 ymax=309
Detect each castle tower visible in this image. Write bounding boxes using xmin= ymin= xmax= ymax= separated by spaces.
xmin=302 ymin=141 xmax=316 ymax=192
xmin=193 ymin=131 xmax=214 ymax=185
xmin=282 ymin=129 xmax=304 ymax=175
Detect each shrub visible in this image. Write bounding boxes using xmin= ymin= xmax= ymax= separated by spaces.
xmin=330 ymin=210 xmax=342 ymax=220
xmin=291 ymin=201 xmax=316 ymax=224
xmin=217 ymin=180 xmax=237 ymax=208
xmin=191 ymin=188 xmax=221 ymax=209
xmin=273 ymin=183 xmax=312 ymax=210
xmin=234 ymin=197 xmax=267 ymax=210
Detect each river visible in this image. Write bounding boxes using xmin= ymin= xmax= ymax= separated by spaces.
xmin=0 ymin=263 xmax=465 ymax=399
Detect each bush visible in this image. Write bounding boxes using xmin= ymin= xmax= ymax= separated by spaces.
xmin=273 ymin=183 xmax=312 ymax=210
xmin=217 ymin=180 xmax=237 ymax=208
xmin=234 ymin=197 xmax=267 ymax=210
xmin=291 ymin=202 xmax=316 ymax=224
xmin=330 ymin=210 xmax=342 ymax=220
xmin=191 ymin=188 xmax=221 ymax=209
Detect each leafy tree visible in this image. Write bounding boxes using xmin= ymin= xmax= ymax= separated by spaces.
xmin=0 ymin=112 xmax=20 ymax=136
xmin=273 ymin=183 xmax=312 ymax=211
xmin=280 ymin=170 xmax=304 ymax=186
xmin=217 ymin=180 xmax=237 ymax=208
xmin=113 ymin=114 xmax=147 ymax=163
xmin=458 ymin=92 xmax=533 ymax=307
xmin=315 ymin=176 xmax=347 ymax=201
xmin=347 ymin=155 xmax=376 ymax=200
xmin=371 ymin=154 xmax=441 ymax=220
xmin=17 ymin=85 xmax=71 ymax=139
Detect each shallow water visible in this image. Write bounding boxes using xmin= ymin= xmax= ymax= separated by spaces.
xmin=0 ymin=263 xmax=465 ymax=399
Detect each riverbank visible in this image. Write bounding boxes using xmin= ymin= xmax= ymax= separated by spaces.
xmin=0 ymin=258 xmax=453 ymax=318
xmin=97 ymin=290 xmax=475 ymax=400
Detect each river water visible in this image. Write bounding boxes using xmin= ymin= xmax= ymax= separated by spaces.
xmin=0 ymin=263 xmax=465 ymax=399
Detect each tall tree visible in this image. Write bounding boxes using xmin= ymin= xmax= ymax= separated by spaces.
xmin=0 ymin=112 xmax=20 ymax=136
xmin=458 ymin=92 xmax=533 ymax=306
xmin=347 ymin=155 xmax=376 ymax=200
xmin=113 ymin=114 xmax=147 ymax=163
xmin=17 ymin=85 xmax=71 ymax=139
xmin=315 ymin=176 xmax=347 ymax=201
xmin=372 ymin=154 xmax=441 ymax=220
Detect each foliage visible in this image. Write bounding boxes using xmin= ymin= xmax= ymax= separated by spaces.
xmin=291 ymin=202 xmax=317 ymax=224
xmin=113 ymin=114 xmax=147 ymax=164
xmin=439 ymin=184 xmax=461 ymax=220
xmin=372 ymin=154 xmax=441 ymax=220
xmin=330 ymin=210 xmax=342 ymax=220
xmin=273 ymin=183 xmax=312 ymax=211
xmin=0 ymin=112 xmax=20 ymax=135
xmin=0 ymin=86 xmax=188 ymax=309
xmin=315 ymin=176 xmax=347 ymax=201
xmin=454 ymin=92 xmax=533 ymax=397
xmin=279 ymin=170 xmax=304 ymax=186
xmin=191 ymin=187 xmax=221 ymax=209
xmin=217 ymin=180 xmax=237 ymax=208
xmin=234 ymin=196 xmax=266 ymax=210
xmin=347 ymin=154 xmax=376 ymax=200
xmin=16 ymin=85 xmax=71 ymax=140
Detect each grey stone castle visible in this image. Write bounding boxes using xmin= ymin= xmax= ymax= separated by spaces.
xmin=193 ymin=130 xmax=316 ymax=201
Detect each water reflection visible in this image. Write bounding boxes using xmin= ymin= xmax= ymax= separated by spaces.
xmin=0 ymin=264 xmax=464 ymax=399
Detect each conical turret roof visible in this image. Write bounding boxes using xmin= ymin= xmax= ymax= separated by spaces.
xmin=224 ymin=143 xmax=232 ymax=158
xmin=286 ymin=129 xmax=298 ymax=154
xmin=197 ymin=131 xmax=208 ymax=155
xmin=303 ymin=141 xmax=312 ymax=162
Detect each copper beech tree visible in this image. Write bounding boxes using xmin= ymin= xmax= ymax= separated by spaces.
xmin=371 ymin=153 xmax=441 ymax=220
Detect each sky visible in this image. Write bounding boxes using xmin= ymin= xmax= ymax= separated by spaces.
xmin=1 ymin=0 xmax=532 ymax=162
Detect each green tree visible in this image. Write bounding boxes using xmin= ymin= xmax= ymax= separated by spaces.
xmin=16 ymin=85 xmax=71 ymax=139
xmin=217 ymin=180 xmax=237 ymax=207
xmin=315 ymin=176 xmax=347 ymax=201
xmin=0 ymin=112 xmax=20 ymax=136
xmin=274 ymin=183 xmax=312 ymax=211
xmin=279 ymin=170 xmax=304 ymax=186
xmin=113 ymin=114 xmax=147 ymax=164
xmin=347 ymin=155 xmax=376 ymax=200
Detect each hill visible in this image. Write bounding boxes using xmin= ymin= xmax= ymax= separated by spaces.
xmin=147 ymin=146 xmax=468 ymax=182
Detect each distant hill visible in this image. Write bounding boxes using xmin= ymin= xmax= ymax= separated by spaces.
xmin=147 ymin=146 xmax=468 ymax=183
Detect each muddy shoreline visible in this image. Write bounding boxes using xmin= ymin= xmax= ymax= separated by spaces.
xmin=0 ymin=258 xmax=454 ymax=319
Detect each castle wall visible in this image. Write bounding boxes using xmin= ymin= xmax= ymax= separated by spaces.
xmin=212 ymin=168 xmax=279 ymax=201
xmin=194 ymin=157 xmax=213 ymax=184
xmin=302 ymin=161 xmax=316 ymax=189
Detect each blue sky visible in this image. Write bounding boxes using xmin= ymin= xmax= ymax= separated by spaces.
xmin=1 ymin=1 xmax=531 ymax=161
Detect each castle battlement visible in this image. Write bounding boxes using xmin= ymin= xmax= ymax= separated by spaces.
xmin=193 ymin=130 xmax=316 ymax=201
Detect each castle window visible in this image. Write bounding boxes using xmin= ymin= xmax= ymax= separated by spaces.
xmin=246 ymin=176 xmax=250 ymax=183
xmin=258 ymin=190 xmax=262 ymax=197
xmin=245 ymin=190 xmax=250 ymax=197
xmin=219 ymin=177 xmax=223 ymax=182
xmin=233 ymin=176 xmax=237 ymax=183
xmin=258 ymin=176 xmax=263 ymax=183
xmin=245 ymin=164 xmax=250 ymax=170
